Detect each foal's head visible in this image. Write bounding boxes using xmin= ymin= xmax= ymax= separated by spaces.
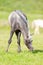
xmin=24 ymin=35 xmax=33 ymax=51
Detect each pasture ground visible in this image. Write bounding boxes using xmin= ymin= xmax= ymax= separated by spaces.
xmin=0 ymin=11 xmax=43 ymax=65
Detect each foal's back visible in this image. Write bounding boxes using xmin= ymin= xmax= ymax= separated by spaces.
xmin=8 ymin=10 xmax=27 ymax=27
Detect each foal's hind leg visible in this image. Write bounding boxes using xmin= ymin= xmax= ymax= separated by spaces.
xmin=6 ymin=29 xmax=14 ymax=52
xmin=15 ymin=31 xmax=21 ymax=52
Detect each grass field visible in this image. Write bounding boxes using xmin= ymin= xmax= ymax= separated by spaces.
xmin=0 ymin=0 xmax=43 ymax=65
xmin=0 ymin=13 xmax=43 ymax=65
xmin=0 ymin=0 xmax=43 ymax=14
xmin=0 ymin=22 xmax=43 ymax=65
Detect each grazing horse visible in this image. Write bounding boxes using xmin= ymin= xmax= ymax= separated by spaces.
xmin=6 ymin=10 xmax=33 ymax=52
xmin=32 ymin=19 xmax=43 ymax=34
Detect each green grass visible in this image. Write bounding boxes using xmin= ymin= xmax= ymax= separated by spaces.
xmin=0 ymin=0 xmax=43 ymax=14
xmin=0 ymin=0 xmax=43 ymax=21
xmin=0 ymin=11 xmax=9 ymax=19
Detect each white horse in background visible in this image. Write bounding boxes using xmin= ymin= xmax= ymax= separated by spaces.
xmin=32 ymin=19 xmax=43 ymax=34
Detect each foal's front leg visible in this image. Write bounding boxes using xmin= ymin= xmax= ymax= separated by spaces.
xmin=6 ymin=29 xmax=14 ymax=52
